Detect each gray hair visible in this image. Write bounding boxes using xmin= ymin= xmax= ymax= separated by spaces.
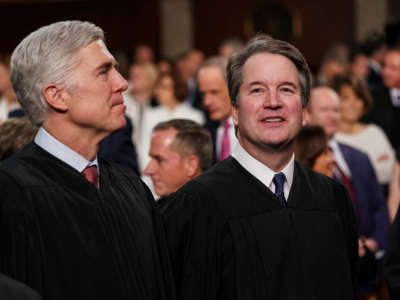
xmin=227 ymin=35 xmax=312 ymax=107
xmin=10 ymin=20 xmax=104 ymax=125
xmin=198 ymin=56 xmax=228 ymax=81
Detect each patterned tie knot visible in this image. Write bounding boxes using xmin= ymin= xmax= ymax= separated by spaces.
xmin=273 ymin=172 xmax=286 ymax=203
xmin=82 ymin=165 xmax=99 ymax=188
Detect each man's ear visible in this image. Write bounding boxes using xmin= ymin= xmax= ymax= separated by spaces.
xmin=184 ymin=155 xmax=200 ymax=178
xmin=302 ymin=107 xmax=307 ymax=126
xmin=42 ymin=84 xmax=69 ymax=112
xmin=232 ymin=104 xmax=239 ymax=126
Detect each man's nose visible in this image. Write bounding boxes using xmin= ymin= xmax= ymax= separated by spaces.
xmin=112 ymin=69 xmax=128 ymax=92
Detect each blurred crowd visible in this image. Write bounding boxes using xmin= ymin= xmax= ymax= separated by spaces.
xmin=1 ymin=20 xmax=400 ymax=300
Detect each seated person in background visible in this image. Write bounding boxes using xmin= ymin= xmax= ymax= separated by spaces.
xmin=305 ymin=85 xmax=389 ymax=297
xmin=294 ymin=125 xmax=334 ymax=178
xmin=349 ymin=45 xmax=370 ymax=83
xmin=124 ymin=62 xmax=158 ymax=145
xmin=331 ymin=74 xmax=395 ymax=188
xmin=139 ymin=71 xmax=205 ymax=172
xmin=144 ymin=118 xmax=212 ymax=202
xmin=0 ymin=117 xmax=38 ymax=161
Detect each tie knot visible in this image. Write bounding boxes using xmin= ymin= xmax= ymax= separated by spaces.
xmin=273 ymin=172 xmax=286 ymax=187
xmin=273 ymin=172 xmax=286 ymax=203
xmin=82 ymin=165 xmax=99 ymax=188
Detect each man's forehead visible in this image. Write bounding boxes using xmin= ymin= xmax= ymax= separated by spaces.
xmin=310 ymin=89 xmax=339 ymax=108
xmin=241 ymin=52 xmax=299 ymax=84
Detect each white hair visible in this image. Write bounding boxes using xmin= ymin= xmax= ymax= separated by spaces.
xmin=10 ymin=20 xmax=104 ymax=125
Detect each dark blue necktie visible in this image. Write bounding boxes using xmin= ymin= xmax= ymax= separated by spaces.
xmin=273 ymin=172 xmax=286 ymax=204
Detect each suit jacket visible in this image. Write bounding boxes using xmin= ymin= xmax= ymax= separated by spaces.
xmin=0 ymin=273 xmax=41 ymax=300
xmin=362 ymin=86 xmax=400 ymax=151
xmin=367 ymin=66 xmax=383 ymax=91
xmin=338 ymin=143 xmax=389 ymax=249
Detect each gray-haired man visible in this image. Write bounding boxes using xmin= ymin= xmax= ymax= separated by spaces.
xmin=0 ymin=21 xmax=173 ymax=300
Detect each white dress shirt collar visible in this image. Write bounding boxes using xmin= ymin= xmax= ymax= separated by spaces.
xmin=329 ymin=137 xmax=351 ymax=178
xmin=34 ymin=127 xmax=99 ymax=174
xmin=232 ymin=142 xmax=294 ymax=200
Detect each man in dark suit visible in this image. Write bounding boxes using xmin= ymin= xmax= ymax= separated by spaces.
xmin=0 ymin=21 xmax=173 ymax=300
xmin=198 ymin=56 xmax=236 ymax=163
xmin=363 ymin=47 xmax=400 ymax=151
xmin=305 ymin=86 xmax=389 ymax=295
xmin=160 ymin=35 xmax=358 ymax=300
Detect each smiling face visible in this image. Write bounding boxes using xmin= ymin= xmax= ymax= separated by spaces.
xmin=62 ymin=40 xmax=128 ymax=137
xmin=233 ymin=52 xmax=303 ymax=156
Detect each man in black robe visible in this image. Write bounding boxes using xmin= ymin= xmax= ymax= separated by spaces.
xmin=160 ymin=35 xmax=358 ymax=299
xmin=0 ymin=21 xmax=174 ymax=300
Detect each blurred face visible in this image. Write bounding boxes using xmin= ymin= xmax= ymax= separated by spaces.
xmin=350 ymin=54 xmax=369 ymax=80
xmin=154 ymin=75 xmax=176 ymax=107
xmin=135 ymin=45 xmax=153 ymax=64
xmin=305 ymin=88 xmax=340 ymax=139
xmin=233 ymin=52 xmax=304 ymax=153
xmin=63 ymin=40 xmax=128 ymax=136
xmin=144 ymin=128 xmax=191 ymax=196
xmin=313 ymin=147 xmax=334 ymax=178
xmin=129 ymin=65 xmax=152 ymax=93
xmin=339 ymin=84 xmax=365 ymax=124
xmin=383 ymin=51 xmax=400 ymax=89
xmin=198 ymin=66 xmax=232 ymax=121
xmin=322 ymin=62 xmax=346 ymax=85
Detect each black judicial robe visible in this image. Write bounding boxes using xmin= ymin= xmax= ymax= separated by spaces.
xmin=0 ymin=143 xmax=174 ymax=300
xmin=160 ymin=157 xmax=358 ymax=300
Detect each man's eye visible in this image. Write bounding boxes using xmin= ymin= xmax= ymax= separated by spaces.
xmin=281 ymin=87 xmax=294 ymax=93
xmin=251 ymin=88 xmax=262 ymax=94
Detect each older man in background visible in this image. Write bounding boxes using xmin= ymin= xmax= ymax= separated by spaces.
xmin=198 ymin=56 xmax=237 ymax=163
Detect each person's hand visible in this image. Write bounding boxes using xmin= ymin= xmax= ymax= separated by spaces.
xmin=364 ymin=238 xmax=379 ymax=252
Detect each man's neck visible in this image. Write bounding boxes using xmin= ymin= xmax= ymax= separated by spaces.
xmin=238 ymin=138 xmax=294 ymax=172
xmin=43 ymin=120 xmax=105 ymax=161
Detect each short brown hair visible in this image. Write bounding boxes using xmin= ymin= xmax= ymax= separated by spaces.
xmin=227 ymin=34 xmax=312 ymax=107
xmin=153 ymin=119 xmax=212 ymax=171
xmin=330 ymin=74 xmax=373 ymax=113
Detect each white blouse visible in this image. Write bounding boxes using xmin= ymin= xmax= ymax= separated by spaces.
xmin=335 ymin=124 xmax=395 ymax=185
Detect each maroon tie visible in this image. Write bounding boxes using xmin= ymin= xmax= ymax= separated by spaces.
xmin=334 ymin=162 xmax=358 ymax=218
xmin=219 ymin=120 xmax=231 ymax=161
xmin=82 ymin=165 xmax=99 ymax=188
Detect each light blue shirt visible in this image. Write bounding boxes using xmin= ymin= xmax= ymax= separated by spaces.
xmin=232 ymin=142 xmax=294 ymax=201
xmin=34 ymin=127 xmax=99 ymax=175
